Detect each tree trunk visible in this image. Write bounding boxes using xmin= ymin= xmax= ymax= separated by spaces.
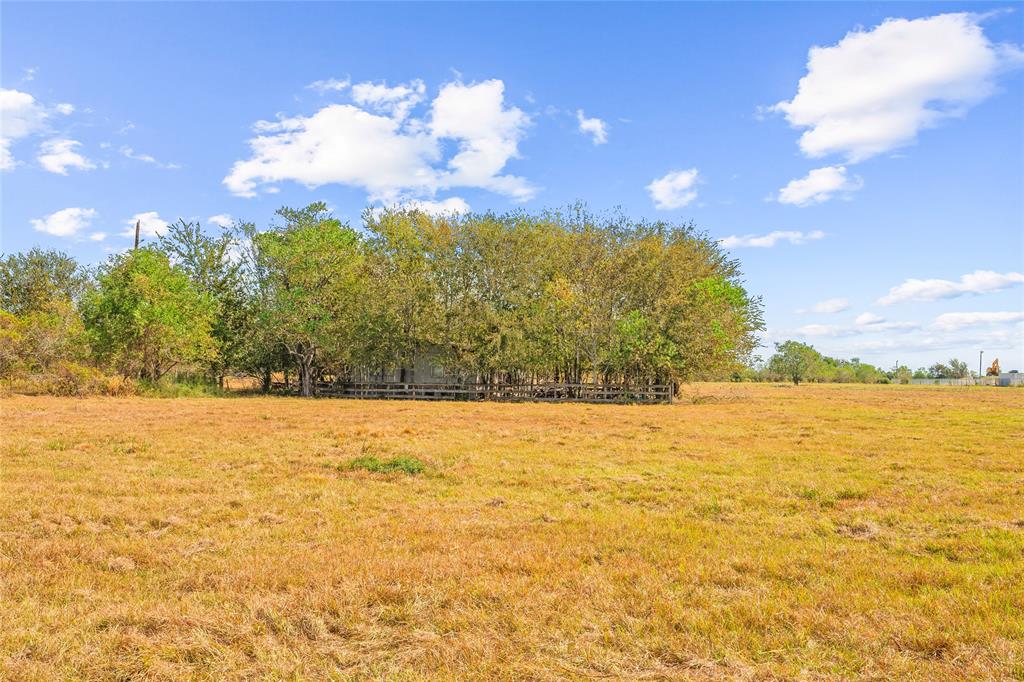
xmin=261 ymin=368 xmax=271 ymax=394
xmin=298 ymin=352 xmax=315 ymax=397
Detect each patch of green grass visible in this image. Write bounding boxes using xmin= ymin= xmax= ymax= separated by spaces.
xmin=137 ymin=378 xmax=227 ymax=398
xmin=836 ymin=487 xmax=869 ymax=501
xmin=797 ymin=487 xmax=820 ymax=500
xmin=346 ymin=455 xmax=426 ymax=475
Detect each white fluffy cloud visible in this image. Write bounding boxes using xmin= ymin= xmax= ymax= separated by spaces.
xmin=777 ymin=166 xmax=861 ymax=206
xmin=30 ymin=207 xmax=97 ymax=237
xmin=576 ymin=109 xmax=608 ymax=145
xmin=352 ymin=79 xmax=425 ymax=121
xmin=207 ymin=214 xmax=235 ymax=228
xmin=225 ymin=79 xmax=534 ymax=204
xmin=646 ymin=169 xmax=699 ymax=209
xmin=1 ymin=88 xmax=49 ymax=170
xmin=878 ymin=270 xmax=1024 ymax=305
xmin=1 ymin=89 xmax=47 ymax=140
xmin=772 ymin=13 xmax=1024 ymax=162
xmin=720 ymin=229 xmax=825 ymax=249
xmin=429 ymin=80 xmax=533 ymax=200
xmin=931 ymin=311 xmax=1024 ymax=332
xmin=37 ymin=138 xmax=95 ymax=175
xmin=122 ymin=212 xmax=170 ymax=239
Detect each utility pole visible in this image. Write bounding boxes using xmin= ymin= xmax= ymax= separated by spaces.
xmin=133 ymin=219 xmax=141 ymax=250
xmin=979 ymin=350 xmax=984 ymax=385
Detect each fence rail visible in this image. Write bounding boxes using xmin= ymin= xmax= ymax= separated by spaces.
xmin=271 ymin=381 xmax=674 ymax=404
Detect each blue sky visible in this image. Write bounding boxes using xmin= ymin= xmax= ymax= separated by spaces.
xmin=2 ymin=2 xmax=1022 ymax=370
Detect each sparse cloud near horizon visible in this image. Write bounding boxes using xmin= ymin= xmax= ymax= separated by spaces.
xmin=307 ymin=77 xmax=350 ymax=94
xmin=931 ymin=311 xmax=1024 ymax=332
xmin=855 ymin=312 xmax=884 ymax=326
xmin=120 ymin=145 xmax=180 ymax=170
xmin=797 ymin=318 xmax=918 ymax=337
xmin=720 ymin=230 xmax=825 ymax=249
xmin=372 ymin=197 xmax=471 ymax=217
xmin=798 ymin=297 xmax=849 ymax=314
xmin=207 ymin=214 xmax=235 ymax=228
xmin=878 ymin=270 xmax=1024 ymax=305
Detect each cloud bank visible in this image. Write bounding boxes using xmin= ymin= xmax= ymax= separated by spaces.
xmin=224 ymin=79 xmax=534 ymax=204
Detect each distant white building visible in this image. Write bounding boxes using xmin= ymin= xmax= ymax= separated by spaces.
xmin=909 ymin=372 xmax=1022 ymax=387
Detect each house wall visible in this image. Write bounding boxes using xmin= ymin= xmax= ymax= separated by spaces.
xmin=351 ymin=347 xmax=460 ymax=385
xmin=410 ymin=349 xmax=460 ymax=385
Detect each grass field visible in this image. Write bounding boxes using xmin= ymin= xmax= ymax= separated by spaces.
xmin=2 ymin=384 xmax=1022 ymax=680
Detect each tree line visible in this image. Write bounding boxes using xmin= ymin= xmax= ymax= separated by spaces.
xmin=1 ymin=203 xmax=765 ymax=396
xmin=756 ymin=340 xmax=974 ymax=385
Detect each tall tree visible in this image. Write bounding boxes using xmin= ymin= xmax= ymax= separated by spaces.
xmin=256 ymin=203 xmax=364 ymax=397
xmin=82 ymin=248 xmax=215 ymax=380
xmin=158 ymin=219 xmax=247 ymax=386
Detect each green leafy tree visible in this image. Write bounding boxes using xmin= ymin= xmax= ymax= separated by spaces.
xmin=7 ymin=300 xmax=89 ymax=374
xmin=359 ymin=208 xmax=449 ymax=380
xmin=1 ymin=248 xmax=90 ymax=315
xmin=609 ymin=310 xmax=677 ymax=382
xmin=256 ymin=203 xmax=364 ymax=396
xmin=158 ymin=219 xmax=248 ymax=386
xmin=768 ymin=340 xmax=824 ymax=385
xmin=889 ymin=365 xmax=913 ymax=384
xmin=947 ymin=358 xmax=969 ymax=378
xmin=83 ymin=248 xmax=215 ymax=380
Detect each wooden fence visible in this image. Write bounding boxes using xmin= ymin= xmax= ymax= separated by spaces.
xmin=272 ymin=381 xmax=674 ymax=404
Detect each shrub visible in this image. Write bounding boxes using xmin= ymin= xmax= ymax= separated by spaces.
xmin=48 ymin=361 xmax=105 ymax=396
xmin=346 ymin=455 xmax=425 ymax=475
xmin=103 ymin=375 xmax=136 ymax=397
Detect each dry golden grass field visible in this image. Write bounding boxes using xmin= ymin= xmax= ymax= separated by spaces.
xmin=1 ymin=384 xmax=1022 ymax=680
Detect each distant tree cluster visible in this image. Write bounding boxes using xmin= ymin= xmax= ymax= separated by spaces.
xmin=1 ymin=203 xmax=765 ymax=396
xmin=749 ymin=340 xmax=973 ymax=385
xmin=912 ymin=359 xmax=971 ymax=380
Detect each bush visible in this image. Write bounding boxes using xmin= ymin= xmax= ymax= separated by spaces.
xmin=45 ymin=362 xmax=135 ymax=396
xmin=47 ymin=361 xmax=104 ymax=396
xmin=103 ymin=375 xmax=136 ymax=396
xmin=346 ymin=455 xmax=425 ymax=475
